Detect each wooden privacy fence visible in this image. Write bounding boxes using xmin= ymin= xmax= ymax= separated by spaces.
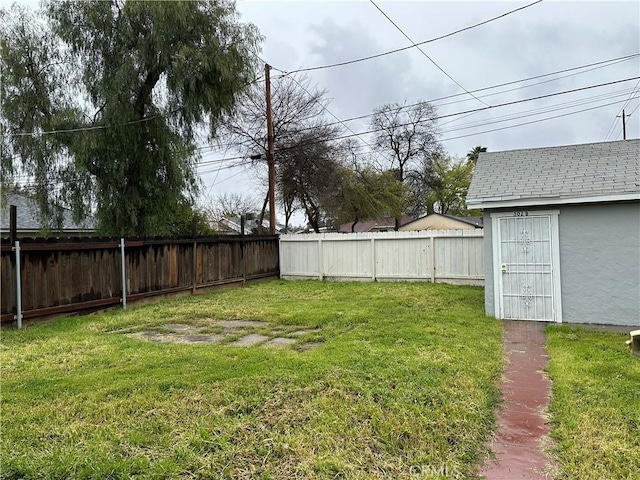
xmin=1 ymin=235 xmax=279 ymax=326
xmin=279 ymin=230 xmax=484 ymax=285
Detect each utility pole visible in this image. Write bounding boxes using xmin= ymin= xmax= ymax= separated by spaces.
xmin=617 ymin=109 xmax=627 ymax=140
xmin=265 ymin=63 xmax=276 ymax=235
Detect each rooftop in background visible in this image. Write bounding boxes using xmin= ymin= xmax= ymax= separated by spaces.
xmin=467 ymin=139 xmax=640 ymax=209
xmin=400 ymin=213 xmax=484 ymax=231
xmin=339 ymin=216 xmax=414 ymax=233
xmin=0 ymin=192 xmax=96 ymax=237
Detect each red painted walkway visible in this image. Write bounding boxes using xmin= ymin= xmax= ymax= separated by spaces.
xmin=479 ymin=320 xmax=553 ymax=480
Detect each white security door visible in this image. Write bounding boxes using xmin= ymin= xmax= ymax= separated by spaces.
xmin=497 ymin=214 xmax=557 ymax=321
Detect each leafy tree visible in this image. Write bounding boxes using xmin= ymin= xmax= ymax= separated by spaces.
xmin=466 ymin=146 xmax=487 ymax=163
xmin=1 ymin=1 xmax=261 ymax=235
xmin=428 ymin=155 xmax=475 ymax=216
xmin=331 ymin=165 xmax=407 ymax=232
xmin=161 ymin=200 xmax=217 ymax=237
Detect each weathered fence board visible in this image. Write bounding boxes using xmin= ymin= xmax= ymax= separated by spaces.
xmin=1 ymin=236 xmax=279 ymax=324
xmin=279 ymin=230 xmax=484 ymax=285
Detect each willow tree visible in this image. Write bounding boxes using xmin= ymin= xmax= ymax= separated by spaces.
xmin=1 ymin=1 xmax=260 ymax=235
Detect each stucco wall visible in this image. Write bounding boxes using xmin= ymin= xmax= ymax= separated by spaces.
xmin=558 ymin=202 xmax=639 ymax=326
xmin=484 ymin=202 xmax=640 ymax=326
xmin=483 ymin=210 xmax=495 ymax=317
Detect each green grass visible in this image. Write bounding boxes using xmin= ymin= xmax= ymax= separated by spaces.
xmin=546 ymin=326 xmax=640 ymax=480
xmin=1 ymin=281 xmax=502 ymax=479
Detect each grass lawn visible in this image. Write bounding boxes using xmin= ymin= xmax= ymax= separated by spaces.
xmin=1 ymin=281 xmax=502 ymax=479
xmin=546 ymin=326 xmax=640 ymax=480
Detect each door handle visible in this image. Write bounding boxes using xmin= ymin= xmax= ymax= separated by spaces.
xmin=501 ymin=263 xmax=507 ymax=274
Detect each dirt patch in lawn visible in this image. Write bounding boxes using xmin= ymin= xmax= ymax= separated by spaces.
xmin=122 ymin=320 xmax=322 ymax=351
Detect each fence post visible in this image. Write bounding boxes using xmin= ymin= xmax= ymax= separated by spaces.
xmin=317 ymin=237 xmax=323 ymax=280
xmin=14 ymin=240 xmax=22 ymax=329
xmin=10 ymin=205 xmax=17 ymax=245
xmin=192 ymin=216 xmax=198 ymax=294
xmin=430 ymin=236 xmax=436 ymax=283
xmin=371 ymin=237 xmax=376 ymax=281
xmin=120 ymin=238 xmax=127 ymax=309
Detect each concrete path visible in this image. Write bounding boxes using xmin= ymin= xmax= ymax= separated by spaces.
xmin=480 ymin=320 xmax=553 ymax=480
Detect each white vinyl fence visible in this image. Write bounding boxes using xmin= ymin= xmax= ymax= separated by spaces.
xmin=279 ymin=230 xmax=484 ymax=286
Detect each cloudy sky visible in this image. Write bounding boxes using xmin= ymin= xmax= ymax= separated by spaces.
xmin=197 ymin=0 xmax=639 ymax=219
xmin=4 ymin=0 xmax=639 ymax=223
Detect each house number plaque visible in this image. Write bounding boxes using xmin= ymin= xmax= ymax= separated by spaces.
xmin=513 ymin=211 xmax=529 ymax=217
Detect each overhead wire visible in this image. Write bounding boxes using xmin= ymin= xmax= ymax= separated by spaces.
xmin=281 ymin=0 xmax=543 ymax=75
xmin=299 ymin=88 xmax=636 ymax=154
xmin=271 ymin=76 xmax=640 ymax=151
xmin=369 ymin=0 xmax=490 ymax=107
xmin=602 ymin=78 xmax=640 ymax=140
xmin=280 ymin=72 xmax=388 ymax=165
xmin=191 ymin=77 xmax=640 ymax=168
xmin=437 ymin=88 xmax=636 ymax=133
xmin=441 ymin=95 xmax=637 ymax=144
xmin=283 ymin=53 xmax=640 ymax=135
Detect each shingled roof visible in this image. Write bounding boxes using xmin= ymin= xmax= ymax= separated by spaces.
xmin=1 ymin=192 xmax=96 ymax=235
xmin=467 ymin=139 xmax=640 ymax=209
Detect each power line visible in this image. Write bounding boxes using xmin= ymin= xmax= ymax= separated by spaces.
xmin=282 ymin=0 xmax=542 ymax=75
xmin=197 ymin=77 xmax=639 ymax=161
xmin=273 ymin=76 xmax=640 ymax=150
xmin=6 ymin=115 xmax=161 ymax=138
xmin=602 ymin=78 xmax=640 ymax=140
xmin=283 ymin=53 xmax=640 ymax=135
xmin=438 ymin=90 xmax=636 ymax=135
xmin=12 ymin=78 xmax=637 ymax=186
xmin=283 ymin=73 xmax=385 ymax=163
xmin=369 ymin=0 xmax=490 ymax=107
xmin=440 ymin=95 xmax=638 ymax=143
xmin=6 ymin=74 xmax=264 ymax=139
xmin=299 ymin=88 xmax=635 ymax=154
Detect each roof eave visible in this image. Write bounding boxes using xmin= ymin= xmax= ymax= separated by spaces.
xmin=466 ymin=192 xmax=640 ymax=210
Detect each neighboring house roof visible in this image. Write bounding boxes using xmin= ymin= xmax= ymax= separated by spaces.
xmin=294 ymin=226 xmax=337 ymax=234
xmin=400 ymin=213 xmax=483 ymax=231
xmin=0 ymin=192 xmax=96 ymax=235
xmin=217 ymin=216 xmax=285 ymax=234
xmin=445 ymin=214 xmax=483 ymax=228
xmin=467 ymin=139 xmax=640 ymax=209
xmin=339 ymin=216 xmax=414 ymax=233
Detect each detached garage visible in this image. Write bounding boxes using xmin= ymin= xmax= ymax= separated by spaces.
xmin=467 ymin=139 xmax=640 ymax=326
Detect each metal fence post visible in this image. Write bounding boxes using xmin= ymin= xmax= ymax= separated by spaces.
xmin=14 ymin=240 xmax=22 ymax=329
xmin=120 ymin=237 xmax=127 ymax=309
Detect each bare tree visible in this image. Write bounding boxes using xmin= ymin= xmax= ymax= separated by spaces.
xmin=277 ymin=128 xmax=341 ymax=232
xmin=200 ymin=192 xmax=259 ymax=225
xmin=221 ymin=74 xmax=341 ymax=229
xmin=370 ymin=100 xmax=443 ymax=220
